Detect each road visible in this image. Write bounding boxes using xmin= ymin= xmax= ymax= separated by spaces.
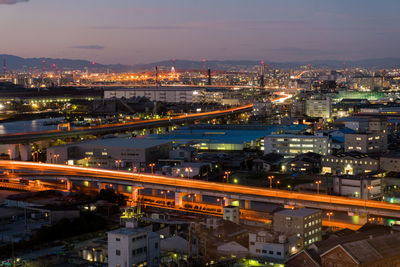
xmin=0 ymin=104 xmax=253 ymax=144
xmin=2 ymin=161 xmax=400 ymax=218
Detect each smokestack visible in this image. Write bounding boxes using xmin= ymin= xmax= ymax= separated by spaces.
xmin=208 ymin=68 xmax=211 ymax=86
xmin=155 ymin=66 xmax=158 ymax=84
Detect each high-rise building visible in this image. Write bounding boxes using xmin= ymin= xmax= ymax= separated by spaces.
xmin=305 ymin=97 xmax=332 ymax=119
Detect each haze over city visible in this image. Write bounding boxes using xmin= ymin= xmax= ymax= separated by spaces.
xmin=1 ymin=0 xmax=400 ymax=64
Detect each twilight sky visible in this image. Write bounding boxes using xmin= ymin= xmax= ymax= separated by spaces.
xmin=1 ymin=0 xmax=399 ymax=65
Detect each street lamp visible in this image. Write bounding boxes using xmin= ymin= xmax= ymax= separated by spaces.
xmin=368 ymin=185 xmax=374 ymax=199
xmin=224 ymin=171 xmax=231 ymax=183
xmin=115 ymin=160 xmax=122 ymax=170
xmin=276 ymin=180 xmax=280 ymax=187
xmin=185 ymin=167 xmax=193 ymax=178
xmin=54 ymin=154 xmax=59 ymax=164
xmin=315 ymin=180 xmax=322 ymax=194
xmin=268 ymin=175 xmax=275 ymax=189
xmin=149 ymin=163 xmax=155 ymax=175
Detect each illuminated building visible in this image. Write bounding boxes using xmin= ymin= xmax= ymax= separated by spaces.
xmin=333 ymin=176 xmax=382 ymax=199
xmin=305 ymin=97 xmax=332 ymax=119
xmin=264 ymin=135 xmax=331 ymax=158
xmin=108 ymin=227 xmax=160 ymax=267
xmin=344 ymin=132 xmax=387 ymax=153
xmin=273 ymin=208 xmax=322 ymax=246
xmin=104 ymin=87 xmax=204 ymax=103
xmin=321 ymin=152 xmax=379 ymax=175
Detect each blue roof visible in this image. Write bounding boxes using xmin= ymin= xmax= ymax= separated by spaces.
xmin=148 ymin=124 xmax=309 ymax=144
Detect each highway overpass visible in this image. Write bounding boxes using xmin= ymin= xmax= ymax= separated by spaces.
xmin=2 ymin=160 xmax=400 ymax=219
xmin=0 ymin=104 xmax=252 ymax=144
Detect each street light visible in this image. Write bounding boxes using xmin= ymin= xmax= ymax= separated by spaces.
xmin=149 ymin=163 xmax=155 ymax=175
xmin=115 ymin=160 xmax=122 ymax=170
xmin=54 ymin=154 xmax=59 ymax=164
xmin=368 ymin=185 xmax=374 ymax=199
xmin=268 ymin=175 xmax=275 ymax=189
xmin=276 ymin=180 xmax=280 ymax=187
xmin=224 ymin=171 xmax=231 ymax=183
xmin=185 ymin=167 xmax=193 ymax=178
xmin=315 ymin=180 xmax=322 ymax=194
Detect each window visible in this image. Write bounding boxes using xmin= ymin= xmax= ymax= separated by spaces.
xmin=132 ymin=250 xmax=136 ymax=255
xmin=277 ymin=251 xmax=282 ymax=255
xmin=269 ymin=251 xmax=274 ymax=255
xmin=256 ymin=249 xmax=261 ymax=253
xmin=116 ymin=238 xmax=120 ymax=241
xmin=250 ymin=242 xmax=255 ymax=245
xmin=116 ymin=250 xmax=121 ymax=256
xmin=155 ymin=242 xmax=158 ymax=249
xmin=262 ymin=250 xmax=267 ymax=253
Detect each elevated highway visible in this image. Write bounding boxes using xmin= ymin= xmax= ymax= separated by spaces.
xmin=0 ymin=104 xmax=252 ymax=144
xmin=2 ymin=160 xmax=400 ymax=219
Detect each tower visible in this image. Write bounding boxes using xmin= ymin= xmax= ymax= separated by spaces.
xmin=259 ymin=60 xmax=265 ymax=88
xmin=155 ymin=66 xmax=159 ymax=84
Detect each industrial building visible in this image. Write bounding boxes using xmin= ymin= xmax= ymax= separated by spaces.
xmin=46 ymin=138 xmax=172 ymax=169
xmin=104 ymin=87 xmax=204 ymax=103
xmin=264 ymin=134 xmax=331 ymax=158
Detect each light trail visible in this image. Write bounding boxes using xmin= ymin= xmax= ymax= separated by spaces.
xmin=2 ymin=160 xmax=400 ymax=214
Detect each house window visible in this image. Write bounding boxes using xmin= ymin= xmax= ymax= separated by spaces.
xmin=269 ymin=251 xmax=274 ymax=255
xmin=116 ymin=250 xmax=120 ymax=256
xmin=277 ymin=252 xmax=282 ymax=255
xmin=116 ymin=238 xmax=120 ymax=241
xmin=155 ymin=242 xmax=158 ymax=249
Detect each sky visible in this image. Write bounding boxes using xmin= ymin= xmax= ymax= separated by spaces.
xmin=1 ymin=0 xmax=400 ymax=65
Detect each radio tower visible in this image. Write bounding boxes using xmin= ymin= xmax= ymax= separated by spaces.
xmin=42 ymin=60 xmax=46 ymax=75
xmin=259 ymin=60 xmax=265 ymax=88
xmin=202 ymin=58 xmax=206 ymax=72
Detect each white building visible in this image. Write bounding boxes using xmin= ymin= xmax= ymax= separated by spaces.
xmin=273 ymin=208 xmax=322 ymax=246
xmin=108 ymin=228 xmax=160 ymax=267
xmin=264 ymin=135 xmax=331 ymax=158
xmin=223 ymin=205 xmax=240 ymax=224
xmin=344 ymin=132 xmax=387 ymax=154
xmin=104 ymin=87 xmax=204 ymax=103
xmin=47 ymin=138 xmax=172 ymax=169
xmin=305 ymin=97 xmax=332 ymax=119
xmin=249 ymin=231 xmax=301 ymax=260
xmin=333 ymin=176 xmax=382 ymax=199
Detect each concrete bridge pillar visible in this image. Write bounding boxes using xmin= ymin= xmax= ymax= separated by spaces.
xmin=175 ymin=192 xmax=185 ymax=208
xmin=131 ymin=187 xmax=142 ymax=204
xmin=19 ymin=143 xmax=32 ymax=161
xmin=66 ymin=179 xmax=72 ymax=191
xmin=244 ymin=200 xmax=251 ymax=210
xmin=194 ymin=194 xmax=202 ymax=203
xmin=152 ymin=188 xmax=158 ymax=196
xmin=224 ymin=198 xmax=233 ymax=207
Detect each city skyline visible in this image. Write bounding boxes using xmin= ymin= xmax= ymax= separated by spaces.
xmin=1 ymin=0 xmax=400 ymax=65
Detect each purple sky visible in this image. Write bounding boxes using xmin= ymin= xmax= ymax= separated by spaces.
xmin=1 ymin=0 xmax=399 ymax=64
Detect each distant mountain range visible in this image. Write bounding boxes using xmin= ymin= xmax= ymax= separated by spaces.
xmin=1 ymin=54 xmax=400 ymax=72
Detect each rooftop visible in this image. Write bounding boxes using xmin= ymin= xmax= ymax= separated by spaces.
xmin=275 ymin=208 xmax=320 ymax=218
xmin=80 ymin=137 xmax=171 ymax=149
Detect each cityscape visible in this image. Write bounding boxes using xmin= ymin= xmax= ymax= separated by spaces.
xmin=2 ymin=0 xmax=400 ymax=267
